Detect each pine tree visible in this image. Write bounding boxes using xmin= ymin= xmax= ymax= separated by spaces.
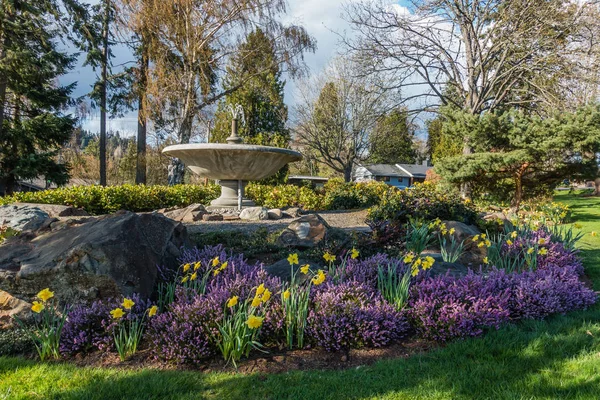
xmin=368 ymin=108 xmax=417 ymax=164
xmin=0 ymin=0 xmax=80 ymax=195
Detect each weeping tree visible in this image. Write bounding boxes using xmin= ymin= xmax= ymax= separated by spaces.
xmin=0 ymin=0 xmax=88 ymax=195
xmin=435 ymin=106 xmax=600 ymax=209
xmin=135 ymin=0 xmax=315 ymax=185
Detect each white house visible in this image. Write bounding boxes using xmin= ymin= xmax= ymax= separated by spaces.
xmin=354 ymin=161 xmax=432 ymax=189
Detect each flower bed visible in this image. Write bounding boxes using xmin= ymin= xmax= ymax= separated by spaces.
xmin=11 ymin=221 xmax=596 ymax=368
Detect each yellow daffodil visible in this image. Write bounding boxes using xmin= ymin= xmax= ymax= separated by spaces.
xmin=403 ymin=253 xmax=415 ymax=264
xmin=261 ymin=289 xmax=272 ymax=302
xmin=182 ymin=275 xmax=189 ymax=282
xmin=350 ymin=248 xmax=360 ymax=259
xmin=539 ymin=248 xmax=548 ymax=256
xmin=442 ymin=229 xmax=448 ymax=235
xmin=477 ymin=242 xmax=485 ymax=248
xmin=485 ymin=239 xmax=491 ymax=247
xmin=538 ymin=238 xmax=547 ymax=245
xmin=411 ymin=264 xmax=419 ymax=277
xmin=193 ymin=261 xmax=201 ymax=271
xmin=182 ymin=263 xmax=191 ymax=272
xmin=323 ymin=252 xmax=336 ymax=263
xmin=560 ymin=211 xmax=567 ymax=219
xmin=422 ymin=256 xmax=435 ymax=270
xmin=256 ymin=283 xmax=266 ymax=295
xmin=527 ymin=247 xmax=535 ymax=255
xmin=591 ymin=231 xmax=597 ymax=237
xmin=148 ymin=305 xmax=158 ymax=317
xmin=449 ymin=228 xmax=455 ymax=235
xmin=472 ymin=235 xmax=480 ymax=242
xmin=483 ymin=257 xmax=489 ymax=264
xmin=122 ymin=298 xmax=135 ymax=310
xmin=37 ymin=288 xmax=54 ymax=302
xmin=31 ymin=301 xmax=44 ymax=313
xmin=506 ymin=239 xmax=513 ymax=246
xmin=287 ymin=253 xmax=299 ymax=266
xmin=300 ymin=264 xmax=310 ymax=274
xmin=283 ymin=290 xmax=291 ymax=300
xmin=481 ymin=233 xmax=486 ymax=239
xmin=251 ymin=296 xmax=262 ymax=308
xmin=110 ymin=308 xmax=125 ymax=319
xmin=511 ymin=231 xmax=518 ymax=239
xmin=413 ymin=258 xmax=422 ymax=267
xmin=227 ymin=296 xmax=239 ymax=308
xmin=213 ymin=269 xmax=220 ymax=276
xmin=220 ymin=261 xmax=228 ymax=270
xmin=211 ymin=257 xmax=220 ymax=267
xmin=246 ymin=315 xmax=264 ymax=329
xmin=190 ymin=272 xmax=198 ymax=281
xmin=311 ymin=270 xmax=326 ymax=285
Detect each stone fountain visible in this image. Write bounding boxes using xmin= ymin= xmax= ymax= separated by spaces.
xmin=162 ymin=105 xmax=302 ymax=209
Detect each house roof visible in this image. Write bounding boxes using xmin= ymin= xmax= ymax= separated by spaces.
xmin=360 ymin=164 xmax=407 ymax=177
xmin=358 ymin=163 xmax=432 ymax=179
xmin=395 ymin=163 xmax=430 ymax=178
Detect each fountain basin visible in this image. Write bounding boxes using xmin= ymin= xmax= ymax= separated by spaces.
xmin=162 ymin=143 xmax=302 ymax=208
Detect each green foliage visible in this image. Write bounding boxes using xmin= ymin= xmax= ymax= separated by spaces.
xmin=405 ymin=220 xmax=435 ymax=255
xmin=369 ymin=108 xmax=417 ymax=164
xmin=377 ymin=262 xmax=412 ymax=311
xmin=0 ymin=0 xmax=82 ymax=194
xmin=367 ymin=182 xmax=478 ymax=226
xmin=322 ymin=178 xmax=390 ymax=210
xmin=281 ymin=266 xmax=312 ymax=350
xmin=439 ymin=235 xmax=465 ymax=263
xmin=113 ymin=315 xmax=145 ymax=362
xmin=426 ymin=109 xmax=464 ymax=164
xmin=0 ymin=225 xmax=17 ymax=243
xmin=0 ymin=184 xmax=220 ymax=214
xmin=436 ymin=106 xmax=600 ymax=207
xmin=245 ymin=183 xmax=324 ymax=210
xmin=0 ymin=327 xmax=33 ymax=356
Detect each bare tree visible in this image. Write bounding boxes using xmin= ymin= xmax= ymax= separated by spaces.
xmin=294 ymin=56 xmax=396 ymax=182
xmin=126 ymin=0 xmax=315 ymax=184
xmin=343 ymin=0 xmax=598 ymax=195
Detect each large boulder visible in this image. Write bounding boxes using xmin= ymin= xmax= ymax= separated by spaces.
xmin=239 ymin=207 xmax=269 ymax=221
xmin=277 ymin=214 xmax=329 ymax=248
xmin=0 ymin=289 xmax=31 ymax=329
xmin=0 ymin=204 xmax=50 ymax=231
xmin=0 ymin=211 xmax=190 ymax=305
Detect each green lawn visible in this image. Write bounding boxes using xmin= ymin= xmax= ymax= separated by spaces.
xmin=1 ymin=193 xmax=600 ymax=400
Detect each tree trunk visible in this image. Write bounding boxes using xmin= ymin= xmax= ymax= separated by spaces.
xmin=512 ymin=163 xmax=530 ymax=211
xmin=135 ymin=38 xmax=148 ymax=185
xmin=99 ymin=0 xmax=110 ymax=186
xmin=594 ymin=177 xmax=600 ymax=196
xmin=343 ymin=165 xmax=353 ymax=182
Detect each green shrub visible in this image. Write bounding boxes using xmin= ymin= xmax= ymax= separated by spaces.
xmin=367 ymin=182 xmax=478 ymax=226
xmin=0 ymin=184 xmax=220 ymax=215
xmin=322 ymin=178 xmax=390 ymax=210
xmin=245 ymin=183 xmax=324 ymax=210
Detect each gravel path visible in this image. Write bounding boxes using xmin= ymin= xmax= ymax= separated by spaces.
xmin=185 ymin=209 xmax=370 ymax=235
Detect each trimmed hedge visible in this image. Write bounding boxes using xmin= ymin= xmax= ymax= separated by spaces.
xmin=0 ymin=184 xmax=221 ymax=215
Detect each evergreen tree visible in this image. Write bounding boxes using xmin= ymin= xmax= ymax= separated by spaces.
xmin=211 ymin=29 xmax=289 ymax=146
xmin=435 ymin=106 xmax=600 ymax=208
xmin=368 ymin=108 xmax=417 ymax=164
xmin=0 ymin=0 xmax=82 ymax=195
xmin=211 ymin=28 xmax=290 ymax=183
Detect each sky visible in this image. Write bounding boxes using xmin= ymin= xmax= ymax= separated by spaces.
xmin=63 ymin=0 xmax=406 ymax=137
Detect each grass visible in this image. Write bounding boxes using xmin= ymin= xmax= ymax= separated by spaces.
xmin=1 ymin=193 xmax=599 ymax=399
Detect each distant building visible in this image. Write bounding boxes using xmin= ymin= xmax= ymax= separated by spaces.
xmin=353 ymin=161 xmax=432 ymax=189
xmin=287 ymin=175 xmax=329 ymax=189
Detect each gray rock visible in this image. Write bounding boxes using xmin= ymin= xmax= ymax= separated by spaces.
xmin=264 ymin=258 xmax=320 ymax=284
xmin=0 ymin=289 xmax=31 ymax=329
xmin=160 ymin=203 xmax=206 ymax=223
xmin=267 ymin=209 xmax=282 ymax=220
xmin=282 ymin=207 xmax=303 ymax=218
xmin=426 ymin=261 xmax=470 ymax=278
xmin=0 ymin=211 xmax=190 ymax=305
xmin=0 ymin=204 xmax=50 ymax=231
xmin=277 ymin=214 xmax=329 ymax=248
xmin=202 ymin=213 xmax=224 ymax=221
xmin=442 ymin=220 xmax=481 ymax=243
xmin=14 ymin=203 xmax=89 ymax=218
xmin=239 ymin=207 xmax=269 ymax=221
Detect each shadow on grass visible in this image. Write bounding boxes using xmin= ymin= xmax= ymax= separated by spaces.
xmin=2 ymin=305 xmax=600 ymax=400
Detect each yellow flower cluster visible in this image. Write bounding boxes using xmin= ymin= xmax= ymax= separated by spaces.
xmin=428 ymin=219 xmax=455 ymax=236
xmin=472 ymin=233 xmax=491 ymax=248
xmin=213 ymin=261 xmax=228 ymax=276
xmin=110 ymin=299 xmax=158 ymax=319
xmin=282 ymin=290 xmax=291 ymax=300
xmin=300 ymin=264 xmax=310 ymax=274
xmin=350 ymin=248 xmax=360 ymax=259
xmin=403 ymin=253 xmax=435 ymax=277
xmin=246 ymin=315 xmax=264 ymax=329
xmin=323 ymin=252 xmax=336 ymax=263
xmin=31 ymin=288 xmax=54 ymax=313
xmin=311 ymin=270 xmax=326 ymax=285
xmin=251 ymin=284 xmax=272 ymax=307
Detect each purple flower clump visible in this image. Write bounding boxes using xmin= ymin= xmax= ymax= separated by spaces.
xmin=307 ymin=281 xmax=409 ymax=351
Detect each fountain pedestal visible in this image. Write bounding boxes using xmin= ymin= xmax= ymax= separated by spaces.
xmin=208 ymin=180 xmax=256 ymax=209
